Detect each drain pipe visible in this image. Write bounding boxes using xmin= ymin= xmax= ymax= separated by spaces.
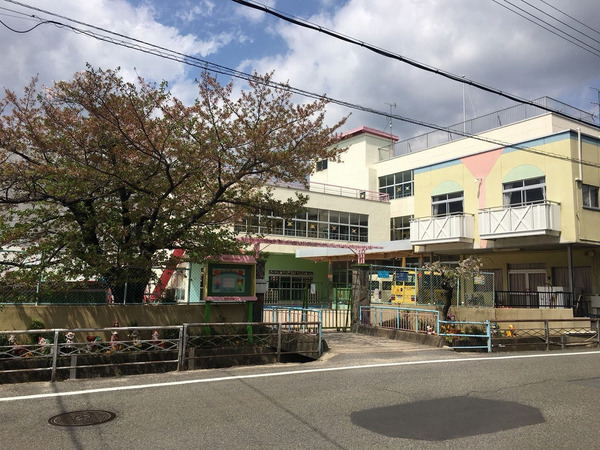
xmin=577 ymin=128 xmax=582 ymax=182
xmin=575 ymin=128 xmax=582 ymax=238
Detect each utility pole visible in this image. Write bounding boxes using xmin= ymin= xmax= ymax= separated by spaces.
xmin=385 ymin=102 xmax=396 ymax=157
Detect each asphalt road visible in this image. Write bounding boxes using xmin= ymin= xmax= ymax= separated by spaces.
xmin=1 ymin=333 xmax=600 ymax=449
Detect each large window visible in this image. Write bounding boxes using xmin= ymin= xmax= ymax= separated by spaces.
xmin=379 ymin=170 xmax=413 ymax=199
xmin=431 ymin=191 xmax=463 ymax=216
xmin=391 ymin=215 xmax=412 ymax=240
xmin=583 ymin=184 xmax=599 ymax=209
xmin=503 ymin=177 xmax=545 ymax=207
xmin=235 ymin=208 xmax=368 ymax=242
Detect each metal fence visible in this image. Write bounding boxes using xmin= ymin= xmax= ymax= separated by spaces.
xmin=359 ymin=305 xmax=439 ymax=334
xmin=263 ymin=306 xmax=351 ymax=331
xmin=439 ymin=319 xmax=491 ymax=352
xmin=0 ymin=279 xmax=182 ymax=305
xmin=491 ymin=318 xmax=600 ymax=351
xmin=495 ymin=291 xmax=574 ymax=309
xmin=0 ymin=321 xmax=322 ymax=383
xmin=368 ymin=265 xmax=495 ymax=308
xmin=359 ymin=304 xmax=491 ymax=352
xmin=391 ymin=97 xmax=595 ymax=157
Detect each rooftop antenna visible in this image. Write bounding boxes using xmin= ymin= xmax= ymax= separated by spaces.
xmin=462 ymin=75 xmax=466 ymax=133
xmin=591 ymin=87 xmax=600 ymax=125
xmin=385 ymin=102 xmax=396 ymax=156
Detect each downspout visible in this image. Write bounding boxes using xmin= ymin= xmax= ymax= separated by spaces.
xmin=571 ymin=129 xmax=582 ymax=301
xmin=575 ymin=128 xmax=582 ymax=238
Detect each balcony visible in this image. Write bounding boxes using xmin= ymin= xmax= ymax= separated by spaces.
xmin=478 ymin=202 xmax=560 ymax=240
xmin=410 ymin=214 xmax=474 ymax=245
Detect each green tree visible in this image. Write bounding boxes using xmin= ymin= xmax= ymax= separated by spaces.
xmin=0 ymin=66 xmax=346 ymax=302
xmin=424 ymin=256 xmax=482 ymax=320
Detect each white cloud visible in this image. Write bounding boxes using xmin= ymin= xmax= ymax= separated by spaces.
xmin=241 ymin=0 xmax=600 ymax=133
xmin=0 ymin=0 xmax=222 ymax=97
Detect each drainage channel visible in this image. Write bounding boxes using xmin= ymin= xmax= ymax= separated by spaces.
xmin=48 ymin=410 xmax=116 ymax=427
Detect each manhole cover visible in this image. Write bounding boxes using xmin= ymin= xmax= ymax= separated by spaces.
xmin=49 ymin=410 xmax=116 ymax=427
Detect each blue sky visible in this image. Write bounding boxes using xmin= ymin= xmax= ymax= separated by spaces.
xmin=1 ymin=0 xmax=600 ymax=138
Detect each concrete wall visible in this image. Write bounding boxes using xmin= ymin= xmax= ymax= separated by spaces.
xmin=0 ymin=303 xmax=249 ymax=331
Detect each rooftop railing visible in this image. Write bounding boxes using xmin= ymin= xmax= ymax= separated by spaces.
xmin=276 ymin=181 xmax=389 ymax=202
xmin=389 ymin=97 xmax=595 ymax=158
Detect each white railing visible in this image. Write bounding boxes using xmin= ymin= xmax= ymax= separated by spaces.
xmin=410 ymin=214 xmax=474 ymax=245
xmin=479 ymin=202 xmax=560 ymax=239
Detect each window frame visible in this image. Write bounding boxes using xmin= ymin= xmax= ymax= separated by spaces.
xmin=379 ymin=170 xmax=413 ymax=199
xmin=431 ymin=191 xmax=464 ymax=216
xmin=503 ymin=176 xmax=546 ymax=207
xmin=582 ymin=183 xmax=600 ymax=209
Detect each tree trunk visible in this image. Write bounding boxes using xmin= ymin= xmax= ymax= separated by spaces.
xmin=442 ymin=286 xmax=453 ymax=321
xmin=105 ymin=267 xmax=153 ymax=304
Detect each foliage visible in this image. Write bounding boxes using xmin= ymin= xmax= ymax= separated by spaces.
xmin=424 ymin=256 xmax=482 ymax=319
xmin=424 ymin=256 xmax=483 ymax=289
xmin=0 ymin=66 xmax=346 ymax=302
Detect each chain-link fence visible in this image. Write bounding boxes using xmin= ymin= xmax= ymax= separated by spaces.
xmin=368 ymin=265 xmax=494 ymax=308
xmin=0 ymin=279 xmax=179 ymax=305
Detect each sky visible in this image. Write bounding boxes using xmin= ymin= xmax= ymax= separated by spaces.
xmin=1 ymin=0 xmax=600 ymax=140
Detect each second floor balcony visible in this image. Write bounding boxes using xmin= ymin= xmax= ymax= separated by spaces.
xmin=410 ymin=214 xmax=474 ymax=245
xmin=478 ymin=201 xmax=561 ymax=240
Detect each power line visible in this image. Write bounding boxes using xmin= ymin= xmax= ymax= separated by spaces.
xmin=519 ymin=0 xmax=600 ymax=47
xmin=493 ymin=0 xmax=600 ymax=58
xmin=0 ymin=1 xmax=599 ymax=169
xmin=231 ymin=0 xmax=599 ymax=123
xmin=538 ymin=0 xmax=600 ymax=38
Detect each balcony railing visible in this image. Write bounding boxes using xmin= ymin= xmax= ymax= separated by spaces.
xmin=478 ymin=201 xmax=560 ymax=240
xmin=274 ymin=181 xmax=389 ymax=202
xmin=410 ymin=213 xmax=474 ymax=245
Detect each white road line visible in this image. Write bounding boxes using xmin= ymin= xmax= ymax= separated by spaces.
xmin=1 ymin=350 xmax=599 ymax=403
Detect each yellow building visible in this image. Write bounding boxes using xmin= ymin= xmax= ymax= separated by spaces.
xmin=289 ymin=97 xmax=600 ymax=314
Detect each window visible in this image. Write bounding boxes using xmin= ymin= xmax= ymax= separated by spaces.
xmin=379 ymin=170 xmax=413 ymax=199
xmin=583 ymin=184 xmax=599 ymax=209
xmin=391 ymin=216 xmax=412 ymax=240
xmin=431 ymin=191 xmax=463 ymax=216
xmin=316 ymin=159 xmax=328 ymax=171
xmin=237 ymin=208 xmax=368 ymax=242
xmin=503 ymin=177 xmax=545 ymax=207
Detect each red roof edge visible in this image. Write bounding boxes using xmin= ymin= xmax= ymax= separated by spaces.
xmin=340 ymin=126 xmax=399 ymax=142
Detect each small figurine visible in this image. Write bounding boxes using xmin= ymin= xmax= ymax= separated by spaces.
xmin=110 ymin=331 xmax=120 ymax=349
xmin=129 ymin=329 xmax=141 ymax=347
xmin=151 ymin=330 xmax=164 ymax=348
xmin=64 ymin=331 xmax=76 ymax=353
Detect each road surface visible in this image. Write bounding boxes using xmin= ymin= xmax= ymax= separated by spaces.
xmin=1 ymin=333 xmax=599 ymax=449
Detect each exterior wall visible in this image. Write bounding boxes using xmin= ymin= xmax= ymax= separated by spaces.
xmin=264 ymin=253 xmax=329 ymax=285
xmin=0 ymin=303 xmax=247 ymax=331
xmin=411 ymin=131 xmax=600 ymax=247
xmin=311 ymin=132 xmax=395 ymax=192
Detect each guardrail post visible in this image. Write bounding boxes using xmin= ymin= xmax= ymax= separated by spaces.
xmin=415 ymin=311 xmax=419 ymax=333
xmin=486 ymin=320 xmax=491 ymax=353
xmin=596 ymin=319 xmax=600 ymax=349
xmin=51 ymin=330 xmax=59 ymax=382
xmin=177 ymin=325 xmax=187 ymax=371
xmin=544 ymin=321 xmax=550 ymax=351
xmin=277 ymin=324 xmax=282 ymax=363
xmin=318 ymin=319 xmax=322 ymax=357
